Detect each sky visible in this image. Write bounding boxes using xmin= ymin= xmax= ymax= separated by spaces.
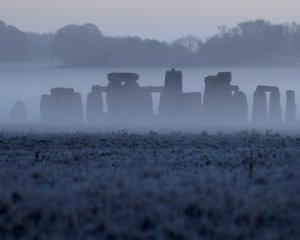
xmin=1 ymin=0 xmax=300 ymax=41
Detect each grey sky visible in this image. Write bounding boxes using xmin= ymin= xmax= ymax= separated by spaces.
xmin=1 ymin=0 xmax=300 ymax=41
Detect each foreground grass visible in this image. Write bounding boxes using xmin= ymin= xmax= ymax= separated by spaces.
xmin=0 ymin=130 xmax=299 ymax=239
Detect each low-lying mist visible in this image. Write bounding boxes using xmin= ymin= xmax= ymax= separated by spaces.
xmin=0 ymin=65 xmax=299 ymax=133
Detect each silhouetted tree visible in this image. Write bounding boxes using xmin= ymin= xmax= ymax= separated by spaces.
xmin=200 ymin=20 xmax=296 ymax=66
xmin=96 ymin=36 xmax=145 ymax=66
xmin=48 ymin=20 xmax=300 ymax=67
xmin=52 ymin=23 xmax=103 ymax=66
xmin=26 ymin=32 xmax=54 ymax=60
xmin=51 ymin=24 xmax=182 ymax=67
xmin=140 ymin=39 xmax=173 ymax=66
xmin=0 ymin=21 xmax=30 ymax=62
xmin=1 ymin=19 xmax=299 ymax=67
xmin=173 ymin=35 xmax=202 ymax=53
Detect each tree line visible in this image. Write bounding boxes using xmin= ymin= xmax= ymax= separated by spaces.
xmin=2 ymin=19 xmax=300 ymax=67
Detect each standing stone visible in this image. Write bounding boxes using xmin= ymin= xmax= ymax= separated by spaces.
xmin=203 ymin=72 xmax=234 ymax=124
xmin=86 ymin=85 xmax=104 ymax=124
xmin=106 ymin=79 xmax=123 ymax=117
xmin=40 ymin=94 xmax=52 ymax=124
xmin=122 ymin=80 xmax=142 ymax=118
xmin=285 ymin=90 xmax=296 ymax=124
xmin=159 ymin=69 xmax=183 ymax=119
xmin=9 ymin=101 xmax=27 ymax=123
xmin=180 ymin=92 xmax=202 ymax=123
xmin=106 ymin=72 xmax=140 ymax=119
xmin=232 ymin=90 xmax=248 ymax=124
xmin=106 ymin=72 xmax=153 ymax=124
xmin=252 ymin=89 xmax=268 ymax=125
xmin=138 ymin=90 xmax=153 ymax=118
xmin=40 ymin=88 xmax=84 ymax=125
xmin=73 ymin=92 xmax=84 ymax=124
xmin=269 ymin=90 xmax=282 ymax=124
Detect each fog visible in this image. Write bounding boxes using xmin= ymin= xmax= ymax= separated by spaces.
xmin=0 ymin=62 xmax=299 ymax=130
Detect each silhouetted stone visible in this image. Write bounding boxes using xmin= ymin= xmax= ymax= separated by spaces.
xmin=164 ymin=69 xmax=183 ymax=94
xmin=40 ymin=94 xmax=52 ymax=123
xmin=108 ymin=72 xmax=139 ymax=83
xmin=285 ymin=90 xmax=296 ymax=124
xmin=106 ymin=72 xmax=153 ymax=123
xmin=9 ymin=101 xmax=27 ymax=123
xmin=159 ymin=69 xmax=183 ymax=119
xmin=40 ymin=88 xmax=83 ymax=124
xmin=232 ymin=91 xmax=248 ymax=124
xmin=123 ymin=81 xmax=153 ymax=119
xmin=252 ymin=85 xmax=282 ymax=125
xmin=203 ymin=72 xmax=238 ymax=124
xmin=252 ymin=88 xmax=268 ymax=124
xmin=139 ymin=90 xmax=153 ymax=117
xmin=269 ymin=90 xmax=282 ymax=124
xmin=73 ymin=92 xmax=84 ymax=123
xmin=87 ymin=85 xmax=104 ymax=124
xmin=180 ymin=92 xmax=202 ymax=122
xmin=256 ymin=86 xmax=279 ymax=93
xmin=106 ymin=78 xmax=123 ymax=117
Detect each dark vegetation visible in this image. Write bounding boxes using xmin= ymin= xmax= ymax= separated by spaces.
xmin=0 ymin=130 xmax=299 ymax=239
xmin=26 ymin=33 xmax=54 ymax=61
xmin=0 ymin=21 xmax=30 ymax=62
xmin=2 ymin=19 xmax=300 ymax=66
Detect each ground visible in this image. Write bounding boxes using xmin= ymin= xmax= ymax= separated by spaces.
xmin=0 ymin=129 xmax=300 ymax=239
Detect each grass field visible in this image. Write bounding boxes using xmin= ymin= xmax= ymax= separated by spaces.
xmin=0 ymin=129 xmax=299 ymax=239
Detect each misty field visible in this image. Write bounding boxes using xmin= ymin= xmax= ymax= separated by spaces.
xmin=0 ymin=129 xmax=300 ymax=239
